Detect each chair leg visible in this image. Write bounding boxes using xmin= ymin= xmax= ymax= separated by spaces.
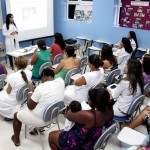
xmin=25 ymin=125 xmax=27 ymax=139
xmin=36 ymin=128 xmax=45 ymax=150
xmin=56 ymin=119 xmax=60 ymax=130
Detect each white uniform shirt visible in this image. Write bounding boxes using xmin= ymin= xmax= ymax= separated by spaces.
xmin=130 ymin=39 xmax=136 ymax=51
xmin=31 ymin=78 xmax=65 ymax=118
xmin=117 ymin=47 xmax=131 ymax=73
xmin=2 ymin=23 xmax=19 ymax=52
xmin=112 ymin=80 xmax=142 ymax=114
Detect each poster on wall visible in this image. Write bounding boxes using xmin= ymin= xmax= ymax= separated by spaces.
xmin=120 ymin=0 xmax=150 ymax=30
xmin=74 ymin=5 xmax=93 ymax=23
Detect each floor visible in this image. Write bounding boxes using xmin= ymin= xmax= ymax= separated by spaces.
xmin=0 ymin=58 xmax=149 ymax=150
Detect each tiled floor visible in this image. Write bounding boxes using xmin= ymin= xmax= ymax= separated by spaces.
xmin=0 ymin=61 xmax=149 ymax=150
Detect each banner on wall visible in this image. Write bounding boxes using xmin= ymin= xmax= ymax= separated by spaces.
xmin=120 ymin=0 xmax=150 ymax=30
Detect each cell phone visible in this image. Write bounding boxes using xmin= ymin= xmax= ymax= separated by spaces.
xmin=110 ymin=85 xmax=117 ymax=89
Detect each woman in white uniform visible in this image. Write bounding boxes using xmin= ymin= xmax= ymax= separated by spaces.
xmin=110 ymin=59 xmax=144 ymax=117
xmin=0 ymin=56 xmax=32 ymax=120
xmin=127 ymin=31 xmax=138 ymax=51
xmin=2 ymin=14 xmax=19 ymax=69
xmin=116 ymin=37 xmax=133 ymax=74
xmin=64 ymin=54 xmax=104 ymax=105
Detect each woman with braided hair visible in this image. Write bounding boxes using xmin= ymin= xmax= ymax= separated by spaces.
xmin=0 ymin=56 xmax=32 ymax=120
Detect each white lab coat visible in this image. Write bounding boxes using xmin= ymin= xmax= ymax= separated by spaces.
xmin=2 ymin=23 xmax=19 ymax=52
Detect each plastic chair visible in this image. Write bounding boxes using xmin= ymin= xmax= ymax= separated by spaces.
xmin=79 ymin=56 xmax=88 ymax=74
xmin=82 ymin=40 xmax=93 ymax=56
xmin=53 ymin=54 xmax=63 ymax=65
xmin=32 ymin=62 xmax=52 ymax=84
xmin=144 ymin=83 xmax=150 ymax=96
xmin=0 ymin=74 xmax=6 ymax=90
xmin=25 ymin=100 xmax=65 ymax=150
xmin=92 ymin=82 xmax=104 ymax=89
xmin=64 ymin=68 xmax=80 ymax=86
xmin=93 ymin=123 xmax=117 ymax=150
xmin=105 ymin=69 xmax=121 ymax=86
xmin=16 ymin=83 xmax=33 ymax=105
xmin=0 ymin=42 xmax=7 ymax=64
xmin=114 ymin=95 xmax=145 ymax=124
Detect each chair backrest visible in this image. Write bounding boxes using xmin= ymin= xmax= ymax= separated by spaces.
xmin=39 ymin=62 xmax=52 ymax=76
xmin=16 ymin=83 xmax=32 ymax=101
xmin=0 ymin=74 xmax=6 ymax=89
xmin=84 ymin=40 xmax=93 ymax=51
xmin=105 ymin=69 xmax=121 ymax=86
xmin=144 ymin=83 xmax=150 ymax=95
xmin=92 ymin=82 xmax=104 ymax=89
xmin=127 ymin=95 xmax=145 ymax=119
xmin=43 ymin=100 xmax=65 ymax=122
xmin=93 ymin=123 xmax=117 ymax=150
xmin=53 ymin=54 xmax=63 ymax=65
xmin=64 ymin=68 xmax=80 ymax=85
xmin=79 ymin=56 xmax=88 ymax=73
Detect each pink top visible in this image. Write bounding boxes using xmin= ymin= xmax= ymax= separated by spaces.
xmin=50 ymin=43 xmax=64 ymax=62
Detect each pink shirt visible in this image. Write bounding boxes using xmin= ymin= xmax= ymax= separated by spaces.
xmin=50 ymin=43 xmax=64 ymax=62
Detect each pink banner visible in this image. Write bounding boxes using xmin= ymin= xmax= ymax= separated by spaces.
xmin=120 ymin=0 xmax=150 ymax=30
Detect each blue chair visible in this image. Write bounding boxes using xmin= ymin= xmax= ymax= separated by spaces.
xmin=53 ymin=54 xmax=63 ymax=65
xmin=93 ymin=123 xmax=117 ymax=150
xmin=144 ymin=83 xmax=150 ymax=96
xmin=32 ymin=62 xmax=52 ymax=85
xmin=0 ymin=74 xmax=6 ymax=90
xmin=114 ymin=95 xmax=145 ymax=123
xmin=79 ymin=56 xmax=88 ymax=74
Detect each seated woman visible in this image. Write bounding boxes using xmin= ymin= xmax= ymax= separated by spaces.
xmin=142 ymin=54 xmax=150 ymax=85
xmin=110 ymin=58 xmax=144 ymax=117
xmin=127 ymin=31 xmax=138 ymax=51
xmin=64 ymin=54 xmax=104 ymax=105
xmin=0 ymin=63 xmax=7 ymax=75
xmin=54 ymin=46 xmax=80 ymax=80
xmin=101 ymin=45 xmax=117 ymax=83
xmin=49 ymin=88 xmax=114 ymax=150
xmin=49 ymin=32 xmax=66 ymax=62
xmin=116 ymin=37 xmax=133 ymax=73
xmin=0 ymin=56 xmax=32 ymax=120
xmin=31 ymin=39 xmax=51 ymax=79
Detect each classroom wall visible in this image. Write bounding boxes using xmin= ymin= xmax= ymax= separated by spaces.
xmin=54 ymin=0 xmax=150 ymax=48
xmin=0 ymin=0 xmax=150 ymax=48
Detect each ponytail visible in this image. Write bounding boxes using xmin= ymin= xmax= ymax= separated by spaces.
xmin=21 ymin=71 xmax=29 ymax=84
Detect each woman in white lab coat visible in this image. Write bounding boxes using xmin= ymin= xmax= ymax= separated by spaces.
xmin=2 ymin=14 xmax=19 ymax=69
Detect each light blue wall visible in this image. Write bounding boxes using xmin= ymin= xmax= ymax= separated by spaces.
xmin=1 ymin=0 xmax=150 ymax=48
xmin=54 ymin=0 xmax=150 ymax=48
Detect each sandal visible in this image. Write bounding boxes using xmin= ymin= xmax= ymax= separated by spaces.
xmin=4 ymin=117 xmax=13 ymax=121
xmin=30 ymin=128 xmax=45 ymax=135
xmin=11 ymin=135 xmax=20 ymax=146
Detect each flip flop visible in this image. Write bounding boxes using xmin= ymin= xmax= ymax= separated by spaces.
xmin=30 ymin=128 xmax=45 ymax=135
xmin=11 ymin=135 xmax=20 ymax=146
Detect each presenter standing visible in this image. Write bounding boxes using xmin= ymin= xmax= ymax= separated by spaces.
xmin=2 ymin=14 xmax=19 ymax=70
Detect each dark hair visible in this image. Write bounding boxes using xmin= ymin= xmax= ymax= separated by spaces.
xmin=125 ymin=58 xmax=144 ymax=95
xmin=129 ymin=31 xmax=138 ymax=48
xmin=88 ymin=89 xmax=114 ymax=112
xmin=65 ymin=46 xmax=76 ymax=58
xmin=69 ymin=101 xmax=81 ymax=112
xmin=143 ymin=54 xmax=150 ymax=74
xmin=89 ymin=54 xmax=104 ymax=68
xmin=6 ymin=14 xmax=16 ymax=30
xmin=37 ymin=39 xmax=46 ymax=50
xmin=54 ymin=32 xmax=66 ymax=50
xmin=101 ymin=45 xmax=117 ymax=66
xmin=40 ymin=68 xmax=55 ymax=78
xmin=122 ymin=37 xmax=133 ymax=54
xmin=14 ymin=56 xmax=28 ymax=84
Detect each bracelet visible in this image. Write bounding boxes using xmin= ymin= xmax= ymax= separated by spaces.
xmin=28 ymin=92 xmax=33 ymax=94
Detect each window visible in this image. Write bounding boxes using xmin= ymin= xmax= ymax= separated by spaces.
xmin=67 ymin=0 xmax=93 ymax=22
xmin=114 ymin=0 xmax=122 ymax=27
